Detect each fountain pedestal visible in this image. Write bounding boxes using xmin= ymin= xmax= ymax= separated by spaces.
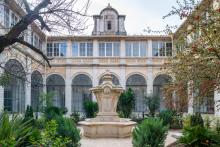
xmin=79 ymin=71 xmax=136 ymax=138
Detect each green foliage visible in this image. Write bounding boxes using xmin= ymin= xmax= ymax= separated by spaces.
xmin=190 ymin=112 xmax=204 ymax=127
xmin=44 ymin=106 xmax=63 ymax=121
xmin=158 ymin=110 xmax=175 ymax=126
xmin=117 ymin=88 xmax=135 ymax=118
xmin=0 ymin=112 xmax=34 ymax=147
xmin=23 ymin=105 xmax=34 ymax=123
xmin=158 ymin=110 xmax=183 ymax=129
xmin=56 ymin=117 xmax=81 ymax=147
xmin=145 ymin=95 xmax=160 ymax=117
xmin=0 ymin=73 xmax=11 ymax=86
xmin=33 ymin=120 xmax=71 ymax=147
xmin=83 ymin=99 xmax=98 ymax=118
xmin=71 ymin=111 xmax=81 ymax=124
xmin=179 ymin=125 xmax=220 ymax=147
xmin=215 ymin=119 xmax=220 ymax=134
xmin=204 ymin=115 xmax=211 ymax=129
xmin=132 ymin=118 xmax=168 ymax=147
xmin=183 ymin=115 xmax=191 ymax=128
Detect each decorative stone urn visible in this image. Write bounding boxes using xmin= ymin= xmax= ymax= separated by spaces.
xmin=79 ymin=70 xmax=136 ymax=138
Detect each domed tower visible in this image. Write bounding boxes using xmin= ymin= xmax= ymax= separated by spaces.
xmin=92 ymin=3 xmax=127 ymax=36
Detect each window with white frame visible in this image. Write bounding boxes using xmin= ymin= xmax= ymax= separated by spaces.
xmin=47 ymin=42 xmax=67 ymax=57
xmin=152 ymin=41 xmax=172 ymax=57
xmin=125 ymin=42 xmax=147 ymax=57
xmin=98 ymin=42 xmax=120 ymax=57
xmin=4 ymin=6 xmax=10 ymax=28
xmin=72 ymin=42 xmax=93 ymax=57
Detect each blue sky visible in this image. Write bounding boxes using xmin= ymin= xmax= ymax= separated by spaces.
xmin=84 ymin=0 xmax=184 ymax=35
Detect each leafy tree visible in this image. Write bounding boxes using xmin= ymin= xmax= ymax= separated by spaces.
xmin=117 ymin=88 xmax=135 ymax=118
xmin=145 ymin=95 xmax=160 ymax=117
xmin=162 ymin=0 xmax=220 ymax=111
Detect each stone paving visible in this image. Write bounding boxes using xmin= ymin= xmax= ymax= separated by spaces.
xmin=81 ymin=130 xmax=182 ymax=147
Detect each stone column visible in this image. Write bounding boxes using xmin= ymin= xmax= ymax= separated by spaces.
xmin=120 ymin=39 xmax=126 ymax=89
xmin=65 ymin=68 xmax=72 ymax=115
xmin=25 ymin=58 xmax=32 ymax=107
xmin=188 ymin=81 xmax=194 ymax=114
xmin=214 ymin=89 xmax=220 ymax=116
xmin=147 ymin=40 xmax=153 ymax=95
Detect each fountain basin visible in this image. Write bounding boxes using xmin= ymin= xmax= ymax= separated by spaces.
xmin=79 ymin=119 xmax=136 ymax=138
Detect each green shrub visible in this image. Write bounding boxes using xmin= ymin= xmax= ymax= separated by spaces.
xmin=171 ymin=114 xmax=183 ymax=129
xmin=56 ymin=117 xmax=81 ymax=147
xmin=83 ymin=99 xmax=98 ymax=118
xmin=23 ymin=105 xmax=34 ymax=123
xmin=117 ymin=88 xmax=135 ymax=118
xmin=179 ymin=125 xmax=220 ymax=146
xmin=204 ymin=115 xmax=211 ymax=128
xmin=190 ymin=112 xmax=204 ymax=127
xmin=33 ymin=120 xmax=71 ymax=147
xmin=145 ymin=95 xmax=160 ymax=117
xmin=0 ymin=112 xmax=34 ymax=146
xmin=71 ymin=111 xmax=81 ymax=124
xmin=158 ymin=109 xmax=175 ymax=126
xmin=44 ymin=106 xmax=62 ymax=121
xmin=183 ymin=115 xmax=191 ymax=128
xmin=34 ymin=118 xmax=46 ymax=130
xmin=132 ymin=118 xmax=168 ymax=147
xmin=215 ymin=119 xmax=220 ymax=134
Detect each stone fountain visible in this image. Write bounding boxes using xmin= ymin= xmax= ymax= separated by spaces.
xmin=79 ymin=71 xmax=136 ymax=138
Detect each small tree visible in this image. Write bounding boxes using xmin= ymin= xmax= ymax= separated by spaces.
xmin=145 ymin=95 xmax=160 ymax=117
xmin=117 ymin=88 xmax=135 ymax=118
xmin=23 ymin=105 xmax=34 ymax=123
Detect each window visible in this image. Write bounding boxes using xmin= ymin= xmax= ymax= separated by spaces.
xmin=113 ymin=42 xmax=120 ymax=56
xmin=79 ymin=43 xmax=86 ymax=56
xmin=47 ymin=42 xmax=67 ymax=57
xmin=4 ymin=6 xmax=10 ymax=28
xmin=60 ymin=43 xmax=67 ymax=56
xmin=140 ymin=42 xmax=147 ymax=57
xmin=99 ymin=42 xmax=120 ymax=57
xmin=72 ymin=42 xmax=78 ymax=56
xmin=107 ymin=21 xmax=111 ymax=30
xmin=152 ymin=41 xmax=172 ymax=57
xmin=126 ymin=42 xmax=132 ymax=56
xmin=99 ymin=43 xmax=105 ymax=56
xmin=11 ymin=13 xmax=18 ymax=27
xmin=31 ymin=32 xmax=34 ymax=45
xmin=47 ymin=43 xmax=53 ymax=57
xmin=106 ymin=43 xmax=112 ymax=56
xmin=152 ymin=41 xmax=159 ymax=56
xmin=72 ymin=42 xmax=93 ymax=57
xmin=126 ymin=42 xmax=147 ymax=57
xmin=133 ymin=42 xmax=139 ymax=56
xmin=166 ymin=43 xmax=172 ymax=56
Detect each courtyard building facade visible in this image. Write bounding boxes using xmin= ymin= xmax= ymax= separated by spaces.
xmin=0 ymin=0 xmax=218 ymax=116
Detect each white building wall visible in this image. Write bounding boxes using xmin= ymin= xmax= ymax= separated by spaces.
xmin=25 ymin=58 xmax=32 ymax=107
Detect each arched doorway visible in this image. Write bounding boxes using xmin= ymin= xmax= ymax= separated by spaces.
xmin=126 ymin=74 xmax=147 ymax=112
xmin=72 ymin=74 xmax=92 ymax=112
xmin=46 ymin=74 xmax=65 ymax=108
xmin=4 ymin=59 xmax=26 ymax=113
xmin=31 ymin=70 xmax=43 ymax=112
xmin=153 ymin=74 xmax=172 ymax=110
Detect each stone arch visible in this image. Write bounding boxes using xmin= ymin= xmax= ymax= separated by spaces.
xmin=31 ymin=70 xmax=43 ymax=112
xmin=72 ymin=74 xmax=93 ymax=112
xmin=46 ymin=74 xmax=65 ymax=108
xmin=4 ymin=59 xmax=26 ymax=113
xmin=153 ymin=74 xmax=172 ymax=110
xmin=126 ymin=74 xmax=147 ymax=112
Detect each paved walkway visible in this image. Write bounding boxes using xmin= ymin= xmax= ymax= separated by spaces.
xmin=81 ymin=130 xmax=181 ymax=147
